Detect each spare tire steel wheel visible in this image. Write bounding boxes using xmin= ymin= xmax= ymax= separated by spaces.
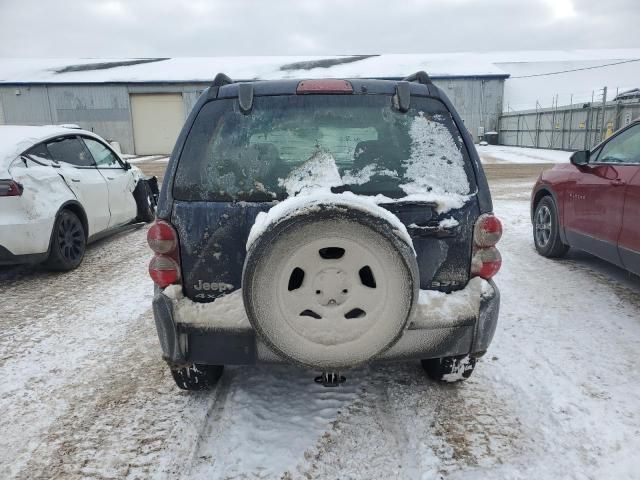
xmin=243 ymin=204 xmax=418 ymax=370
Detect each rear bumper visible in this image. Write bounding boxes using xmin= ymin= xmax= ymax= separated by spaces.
xmin=152 ymin=280 xmax=500 ymax=367
xmin=0 ymin=217 xmax=53 ymax=258
xmin=0 ymin=244 xmax=48 ymax=266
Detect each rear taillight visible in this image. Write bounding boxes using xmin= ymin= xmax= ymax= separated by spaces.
xmin=471 ymin=214 xmax=503 ymax=279
xmin=147 ymin=220 xmax=180 ymax=288
xmin=149 ymin=255 xmax=181 ymax=287
xmin=0 ymin=180 xmax=23 ymax=197
xmin=147 ymin=220 xmax=177 ymax=254
xmin=474 ymin=213 xmax=503 ymax=247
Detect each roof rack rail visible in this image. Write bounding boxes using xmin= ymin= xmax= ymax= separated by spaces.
xmin=207 ymin=73 xmax=234 ymax=99
xmin=212 ymin=73 xmax=233 ymax=87
xmin=403 ymin=71 xmax=432 ymax=85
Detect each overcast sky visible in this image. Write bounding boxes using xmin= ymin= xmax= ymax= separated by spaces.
xmin=0 ymin=0 xmax=639 ymax=57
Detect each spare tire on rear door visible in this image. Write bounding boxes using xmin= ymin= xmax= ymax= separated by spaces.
xmin=242 ymin=197 xmax=419 ymax=370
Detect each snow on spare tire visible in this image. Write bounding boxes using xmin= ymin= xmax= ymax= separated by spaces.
xmin=243 ymin=192 xmax=419 ymax=370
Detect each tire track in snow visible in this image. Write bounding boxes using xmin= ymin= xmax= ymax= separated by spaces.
xmin=183 ymin=366 xmax=361 ymax=480
xmin=14 ymin=307 xmax=227 ymax=480
xmin=297 ymin=363 xmax=527 ymax=479
xmin=297 ymin=366 xmax=420 ymax=480
xmin=0 ymin=227 xmax=155 ymax=477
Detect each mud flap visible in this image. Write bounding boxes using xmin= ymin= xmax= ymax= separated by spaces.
xmin=152 ymin=289 xmax=185 ymax=364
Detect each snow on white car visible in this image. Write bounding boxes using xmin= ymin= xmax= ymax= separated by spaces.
xmin=0 ymin=125 xmax=157 ymax=270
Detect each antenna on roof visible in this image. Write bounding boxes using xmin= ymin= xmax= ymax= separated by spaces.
xmin=403 ymin=71 xmax=432 ymax=86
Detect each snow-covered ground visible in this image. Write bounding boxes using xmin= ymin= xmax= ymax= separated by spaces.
xmin=478 ymin=145 xmax=572 ymax=164
xmin=1 ymin=173 xmax=639 ymax=479
xmin=125 ymin=155 xmax=170 ymax=164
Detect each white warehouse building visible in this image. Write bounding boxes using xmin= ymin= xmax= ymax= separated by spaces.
xmin=2 ymin=50 xmax=638 ymax=155
xmin=0 ymin=55 xmax=508 ymax=155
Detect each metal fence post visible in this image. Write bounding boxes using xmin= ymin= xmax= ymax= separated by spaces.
xmin=535 ymin=102 xmax=541 ymax=149
xmin=600 ymin=87 xmax=607 ymax=142
xmin=567 ymin=95 xmax=573 ymax=150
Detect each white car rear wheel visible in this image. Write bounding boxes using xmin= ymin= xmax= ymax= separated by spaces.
xmin=45 ymin=209 xmax=86 ymax=271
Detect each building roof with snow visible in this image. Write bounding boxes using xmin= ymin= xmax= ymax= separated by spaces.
xmin=0 ymin=54 xmax=512 ymax=84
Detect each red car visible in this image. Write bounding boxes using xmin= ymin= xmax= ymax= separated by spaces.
xmin=531 ymin=120 xmax=640 ymax=275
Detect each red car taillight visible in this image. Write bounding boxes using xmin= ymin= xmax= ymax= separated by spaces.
xmin=0 ymin=179 xmax=23 ymax=197
xmin=147 ymin=220 xmax=180 ymax=288
xmin=471 ymin=214 xmax=503 ymax=280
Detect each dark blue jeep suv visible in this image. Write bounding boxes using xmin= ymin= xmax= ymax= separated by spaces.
xmin=149 ymin=72 xmax=502 ymax=390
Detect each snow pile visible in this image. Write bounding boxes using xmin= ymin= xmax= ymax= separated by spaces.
xmin=374 ymin=192 xmax=469 ymax=214
xmin=9 ymin=164 xmax=75 ymax=222
xmin=410 ymin=277 xmax=493 ymax=329
xmin=439 ymin=217 xmax=459 ymax=228
xmin=278 ymin=149 xmax=342 ymax=196
xmin=164 ymin=286 xmax=251 ymax=329
xmin=0 ymin=125 xmax=122 ymax=172
xmin=341 ymin=164 xmax=399 ymax=185
xmin=408 ymin=217 xmax=459 ymax=230
xmin=246 ymin=190 xmax=414 ymax=252
xmin=400 ymin=113 xmax=470 ymax=196
xmin=0 ymin=125 xmax=77 ymax=172
xmin=441 ymin=355 xmax=475 ymax=383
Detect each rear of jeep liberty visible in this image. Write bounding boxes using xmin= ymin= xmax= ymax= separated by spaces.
xmin=149 ymin=72 xmax=501 ymax=390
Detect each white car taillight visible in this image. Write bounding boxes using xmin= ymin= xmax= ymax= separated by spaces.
xmin=147 ymin=220 xmax=181 ymax=288
xmin=471 ymin=214 xmax=503 ymax=279
xmin=0 ymin=179 xmax=23 ymax=197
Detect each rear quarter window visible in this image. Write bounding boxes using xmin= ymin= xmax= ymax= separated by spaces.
xmin=173 ymin=94 xmax=475 ymax=201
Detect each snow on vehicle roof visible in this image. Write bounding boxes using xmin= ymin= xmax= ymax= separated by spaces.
xmin=0 ymin=125 xmax=97 ymax=171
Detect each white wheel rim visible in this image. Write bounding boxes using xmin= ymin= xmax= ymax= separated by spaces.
xmin=277 ymin=236 xmax=388 ymax=346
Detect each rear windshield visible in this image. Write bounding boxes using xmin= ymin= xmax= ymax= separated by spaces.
xmin=174 ymin=94 xmax=475 ymax=201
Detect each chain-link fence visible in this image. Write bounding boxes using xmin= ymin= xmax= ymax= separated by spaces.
xmin=498 ymin=90 xmax=640 ymax=151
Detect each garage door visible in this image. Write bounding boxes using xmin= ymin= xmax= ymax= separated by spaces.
xmin=130 ymin=93 xmax=184 ymax=155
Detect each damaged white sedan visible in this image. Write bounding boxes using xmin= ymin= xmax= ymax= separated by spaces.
xmin=0 ymin=125 xmax=157 ymax=270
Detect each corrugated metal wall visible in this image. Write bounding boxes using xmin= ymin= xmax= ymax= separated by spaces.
xmin=0 ymin=79 xmax=502 ymax=154
xmin=432 ymin=78 xmax=504 ymax=141
xmin=0 ymin=84 xmax=205 ymax=154
xmin=499 ymin=101 xmax=640 ymax=150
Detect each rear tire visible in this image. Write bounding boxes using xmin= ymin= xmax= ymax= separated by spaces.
xmin=170 ymin=364 xmax=224 ymax=391
xmin=533 ymin=196 xmax=569 ymax=258
xmin=44 ymin=209 xmax=86 ymax=271
xmin=421 ymin=355 xmax=476 ymax=383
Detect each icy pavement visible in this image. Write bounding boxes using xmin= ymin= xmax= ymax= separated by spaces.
xmin=478 ymin=145 xmax=572 ymax=164
xmin=1 ymin=183 xmax=640 ymax=479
